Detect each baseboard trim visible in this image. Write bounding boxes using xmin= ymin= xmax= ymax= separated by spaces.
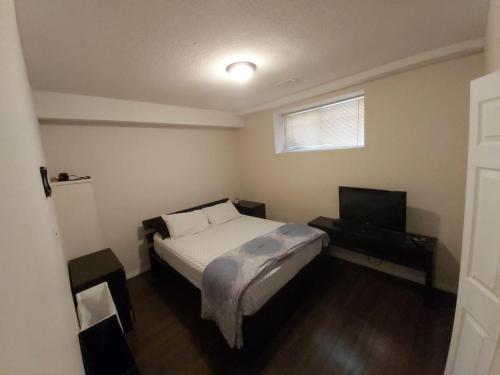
xmin=330 ymin=246 xmax=457 ymax=294
xmin=433 ymin=281 xmax=457 ymax=295
xmin=126 ymin=265 xmax=150 ymax=280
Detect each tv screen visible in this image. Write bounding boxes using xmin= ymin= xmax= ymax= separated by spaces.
xmin=339 ymin=186 xmax=407 ymax=232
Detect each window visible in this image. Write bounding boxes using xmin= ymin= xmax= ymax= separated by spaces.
xmin=276 ymin=94 xmax=365 ymax=153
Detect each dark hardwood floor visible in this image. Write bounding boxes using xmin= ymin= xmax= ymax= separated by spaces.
xmin=125 ymin=257 xmax=455 ymax=375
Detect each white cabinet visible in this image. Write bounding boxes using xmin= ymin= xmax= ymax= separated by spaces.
xmin=52 ymin=179 xmax=104 ymax=261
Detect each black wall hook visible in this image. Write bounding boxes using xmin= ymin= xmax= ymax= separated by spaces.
xmin=40 ymin=166 xmax=52 ymax=198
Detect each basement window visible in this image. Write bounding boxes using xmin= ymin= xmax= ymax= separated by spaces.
xmin=273 ymin=93 xmax=365 ymax=153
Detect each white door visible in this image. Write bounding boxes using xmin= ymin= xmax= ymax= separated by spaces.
xmin=445 ymin=71 xmax=500 ymax=375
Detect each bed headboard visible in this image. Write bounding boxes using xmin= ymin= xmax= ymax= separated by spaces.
xmin=142 ymin=198 xmax=229 ymax=251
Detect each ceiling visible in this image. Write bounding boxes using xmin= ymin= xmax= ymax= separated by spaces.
xmin=15 ymin=0 xmax=489 ymax=113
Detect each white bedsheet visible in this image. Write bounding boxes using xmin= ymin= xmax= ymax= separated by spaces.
xmin=153 ymin=215 xmax=322 ymax=315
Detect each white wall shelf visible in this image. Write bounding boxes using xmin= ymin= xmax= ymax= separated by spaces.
xmin=51 ymin=178 xmax=92 ymax=186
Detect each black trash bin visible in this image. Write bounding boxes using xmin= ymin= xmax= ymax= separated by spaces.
xmin=78 ymin=315 xmax=139 ymax=375
xmin=76 ymin=282 xmax=139 ymax=375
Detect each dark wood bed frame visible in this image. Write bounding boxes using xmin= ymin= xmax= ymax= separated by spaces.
xmin=142 ymin=198 xmax=326 ymax=351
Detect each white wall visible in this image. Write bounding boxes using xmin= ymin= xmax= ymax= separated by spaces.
xmin=40 ymin=123 xmax=240 ymax=277
xmin=486 ymin=0 xmax=500 ymax=73
xmin=238 ymin=54 xmax=484 ymax=292
xmin=0 ymin=1 xmax=84 ymax=374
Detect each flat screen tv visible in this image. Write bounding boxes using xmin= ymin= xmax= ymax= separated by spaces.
xmin=339 ymin=186 xmax=407 ymax=232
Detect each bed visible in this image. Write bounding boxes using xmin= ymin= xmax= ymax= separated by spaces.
xmin=142 ymin=198 xmax=328 ymax=349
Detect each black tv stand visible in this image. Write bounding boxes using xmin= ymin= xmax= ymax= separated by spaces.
xmin=308 ymin=217 xmax=436 ymax=305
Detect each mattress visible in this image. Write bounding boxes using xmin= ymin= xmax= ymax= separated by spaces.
xmin=153 ymin=215 xmax=322 ymax=316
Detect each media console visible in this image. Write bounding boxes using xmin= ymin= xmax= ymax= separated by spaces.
xmin=308 ymin=216 xmax=436 ymax=305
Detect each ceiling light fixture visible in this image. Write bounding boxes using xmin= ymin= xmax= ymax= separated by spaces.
xmin=226 ymin=61 xmax=256 ymax=82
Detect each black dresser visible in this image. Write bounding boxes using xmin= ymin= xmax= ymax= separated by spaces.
xmin=309 ymin=217 xmax=436 ymax=304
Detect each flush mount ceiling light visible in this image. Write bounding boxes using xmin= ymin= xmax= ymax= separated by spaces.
xmin=226 ymin=61 xmax=257 ymax=82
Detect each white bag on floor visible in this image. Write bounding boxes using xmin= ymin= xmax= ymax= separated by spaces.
xmin=76 ymin=281 xmax=123 ymax=332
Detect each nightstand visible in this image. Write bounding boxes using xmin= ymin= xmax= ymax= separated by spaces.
xmin=235 ymin=200 xmax=266 ymax=219
xmin=68 ymin=248 xmax=134 ymax=332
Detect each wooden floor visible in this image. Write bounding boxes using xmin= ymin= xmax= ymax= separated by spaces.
xmin=126 ymin=257 xmax=456 ymax=375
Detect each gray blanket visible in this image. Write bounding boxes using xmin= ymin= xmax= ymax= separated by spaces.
xmin=201 ymin=223 xmax=329 ymax=348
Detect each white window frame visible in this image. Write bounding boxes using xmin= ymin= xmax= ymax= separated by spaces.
xmin=273 ymin=90 xmax=365 ymax=154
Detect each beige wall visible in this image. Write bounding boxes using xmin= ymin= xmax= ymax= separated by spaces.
xmin=238 ymin=53 xmax=484 ymax=292
xmin=39 ymin=53 xmax=483 ymax=292
xmin=1 ymin=1 xmax=84 ymax=373
xmin=486 ymin=0 xmax=500 ymax=73
xmin=40 ymin=124 xmax=240 ymax=277
xmin=33 ymin=90 xmax=243 ymax=128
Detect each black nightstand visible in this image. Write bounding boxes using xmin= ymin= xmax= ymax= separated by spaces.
xmin=235 ymin=200 xmax=266 ymax=219
xmin=68 ymin=249 xmax=134 ymax=332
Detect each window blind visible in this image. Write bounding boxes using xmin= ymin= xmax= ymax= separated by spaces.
xmin=283 ymin=95 xmax=365 ymax=152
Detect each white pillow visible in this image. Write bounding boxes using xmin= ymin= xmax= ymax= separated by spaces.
xmin=161 ymin=209 xmax=210 ymax=239
xmin=202 ymin=201 xmax=241 ymax=225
